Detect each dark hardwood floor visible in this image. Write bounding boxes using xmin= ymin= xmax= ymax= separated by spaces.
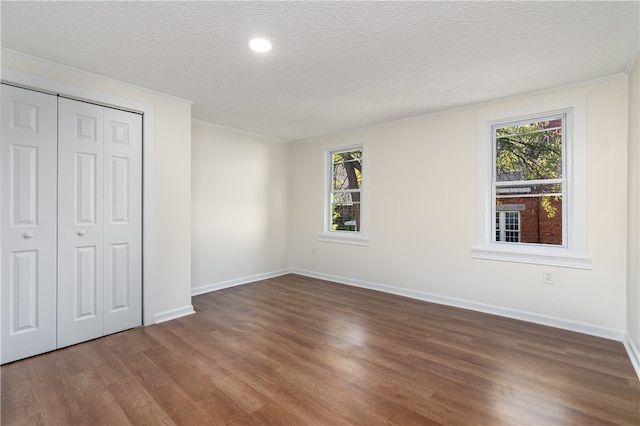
xmin=2 ymin=274 xmax=639 ymax=425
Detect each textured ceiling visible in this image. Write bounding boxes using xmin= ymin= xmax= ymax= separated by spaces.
xmin=1 ymin=1 xmax=638 ymax=142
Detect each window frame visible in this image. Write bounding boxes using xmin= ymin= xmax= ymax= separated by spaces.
xmin=319 ymin=142 xmax=369 ymax=246
xmin=472 ymin=97 xmax=591 ymax=269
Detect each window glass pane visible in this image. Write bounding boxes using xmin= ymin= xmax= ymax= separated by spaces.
xmin=496 ymin=195 xmax=562 ymax=245
xmin=332 ymin=150 xmax=362 ymax=191
xmin=332 ymin=191 xmax=355 ymax=204
xmin=330 ymin=148 xmax=362 ymax=233
xmin=495 ymin=118 xmax=563 ymax=182
xmin=331 ymin=203 xmax=360 ymax=231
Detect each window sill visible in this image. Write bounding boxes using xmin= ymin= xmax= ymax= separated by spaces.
xmin=318 ymin=233 xmax=369 ymax=246
xmin=471 ymin=247 xmax=592 ymax=269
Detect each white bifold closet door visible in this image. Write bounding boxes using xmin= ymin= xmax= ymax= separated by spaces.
xmin=57 ymin=98 xmax=142 ymax=348
xmin=1 ymin=85 xmax=58 ymax=362
xmin=1 ymin=85 xmax=142 ymax=363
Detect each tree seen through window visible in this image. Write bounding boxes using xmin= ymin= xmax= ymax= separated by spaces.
xmin=330 ymin=149 xmax=362 ymax=232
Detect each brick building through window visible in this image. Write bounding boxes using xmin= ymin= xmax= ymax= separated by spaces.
xmin=497 ymin=196 xmax=562 ymax=245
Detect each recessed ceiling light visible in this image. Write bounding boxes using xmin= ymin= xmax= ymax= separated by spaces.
xmin=249 ymin=38 xmax=272 ymax=53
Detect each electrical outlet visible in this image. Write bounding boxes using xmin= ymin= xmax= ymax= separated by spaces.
xmin=312 ymin=247 xmax=317 ymax=255
xmin=543 ymin=270 xmax=554 ymax=284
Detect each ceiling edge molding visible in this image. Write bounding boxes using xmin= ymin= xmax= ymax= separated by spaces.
xmin=293 ymin=73 xmax=629 ymax=145
xmin=0 ymin=48 xmax=194 ymax=105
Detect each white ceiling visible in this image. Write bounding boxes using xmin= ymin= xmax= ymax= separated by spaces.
xmin=1 ymin=1 xmax=638 ymax=142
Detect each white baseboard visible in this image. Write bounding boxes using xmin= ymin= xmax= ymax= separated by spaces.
xmin=191 ymin=269 xmax=291 ymax=296
xmin=623 ymin=333 xmax=640 ymax=380
xmin=154 ymin=305 xmax=196 ymax=324
xmin=291 ymin=268 xmax=626 ymax=342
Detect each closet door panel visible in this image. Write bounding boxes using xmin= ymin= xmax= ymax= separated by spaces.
xmin=103 ymin=108 xmax=142 ymax=334
xmin=57 ymin=98 xmax=105 ymax=348
xmin=1 ymin=85 xmax=57 ymax=364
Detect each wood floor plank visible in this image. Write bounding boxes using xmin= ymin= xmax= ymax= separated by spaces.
xmin=2 ymin=274 xmax=639 ymax=425
xmin=107 ymin=378 xmax=175 ymax=425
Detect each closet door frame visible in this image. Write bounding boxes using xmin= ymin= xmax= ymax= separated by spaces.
xmin=1 ymin=69 xmax=156 ymax=327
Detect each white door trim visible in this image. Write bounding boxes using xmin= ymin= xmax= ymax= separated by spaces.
xmin=1 ymin=68 xmax=156 ymax=326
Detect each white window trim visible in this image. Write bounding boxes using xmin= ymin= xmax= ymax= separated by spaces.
xmin=318 ymin=141 xmax=369 ymax=246
xmin=471 ymin=97 xmax=591 ymax=269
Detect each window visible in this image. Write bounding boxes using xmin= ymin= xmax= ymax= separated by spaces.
xmin=319 ymin=145 xmax=368 ymax=246
xmin=493 ymin=114 xmax=565 ymax=246
xmin=472 ymin=97 xmax=591 ymax=269
xmin=330 ymin=148 xmax=362 ymax=232
xmin=496 ymin=211 xmax=521 ymax=243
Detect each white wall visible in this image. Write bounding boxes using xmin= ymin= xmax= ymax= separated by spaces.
xmin=1 ymin=50 xmax=194 ymax=320
xmin=191 ymin=120 xmax=290 ymax=293
xmin=291 ymin=76 xmax=630 ymax=335
xmin=628 ymin=53 xmax=640 ymax=352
